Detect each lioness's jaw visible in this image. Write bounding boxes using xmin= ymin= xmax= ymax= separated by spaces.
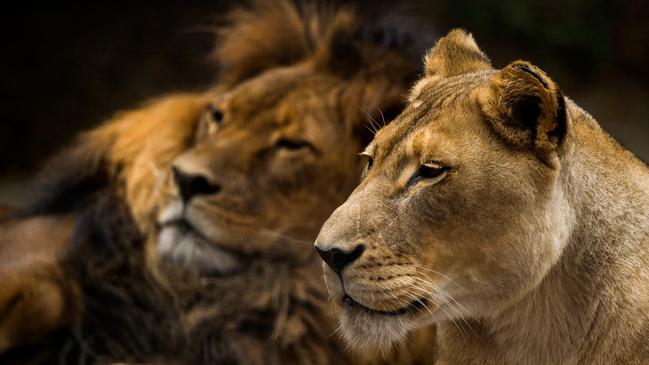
xmin=336 ymin=306 xmax=420 ymax=352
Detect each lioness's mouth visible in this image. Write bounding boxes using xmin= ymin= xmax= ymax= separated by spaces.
xmin=342 ymin=294 xmax=427 ymax=317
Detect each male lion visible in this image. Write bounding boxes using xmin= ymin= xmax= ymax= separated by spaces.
xmin=0 ymin=2 xmax=435 ymax=364
xmin=315 ymin=29 xmax=649 ymax=364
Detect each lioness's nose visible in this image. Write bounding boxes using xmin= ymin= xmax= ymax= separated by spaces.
xmin=315 ymin=244 xmax=365 ymax=273
xmin=172 ymin=166 xmax=221 ymax=203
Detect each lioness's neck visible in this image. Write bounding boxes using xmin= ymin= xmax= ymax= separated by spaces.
xmin=561 ymin=101 xmax=649 ymax=262
xmin=465 ymin=101 xmax=649 ymax=364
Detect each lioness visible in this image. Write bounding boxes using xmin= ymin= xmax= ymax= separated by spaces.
xmin=315 ymin=29 xmax=649 ymax=364
xmin=0 ymin=2 xmax=435 ymax=364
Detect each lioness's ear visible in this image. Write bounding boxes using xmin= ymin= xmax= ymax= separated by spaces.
xmin=481 ymin=61 xmax=567 ymax=165
xmin=424 ymin=29 xmax=491 ymax=77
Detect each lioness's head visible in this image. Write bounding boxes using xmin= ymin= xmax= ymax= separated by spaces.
xmin=156 ymin=1 xmax=422 ymax=275
xmin=315 ymin=29 xmax=569 ymax=349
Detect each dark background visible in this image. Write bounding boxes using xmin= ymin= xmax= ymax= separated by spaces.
xmin=1 ymin=1 xmax=647 ymax=206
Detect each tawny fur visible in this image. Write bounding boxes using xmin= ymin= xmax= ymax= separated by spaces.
xmin=316 ymin=29 xmax=649 ymax=364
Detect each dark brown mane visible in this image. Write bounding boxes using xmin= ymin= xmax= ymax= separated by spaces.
xmin=0 ymin=2 xmax=434 ymax=364
xmin=212 ymin=0 xmax=426 ymax=87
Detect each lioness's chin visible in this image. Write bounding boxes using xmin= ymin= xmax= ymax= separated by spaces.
xmin=338 ymin=306 xmax=418 ymax=351
xmin=323 ymin=269 xmax=432 ymax=349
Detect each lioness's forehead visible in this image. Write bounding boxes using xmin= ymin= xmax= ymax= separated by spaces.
xmin=372 ymin=72 xmax=493 ymax=160
xmin=408 ymin=71 xmax=494 ymax=110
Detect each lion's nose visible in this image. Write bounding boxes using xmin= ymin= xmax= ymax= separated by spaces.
xmin=315 ymin=244 xmax=365 ymax=273
xmin=172 ymin=167 xmax=221 ymax=203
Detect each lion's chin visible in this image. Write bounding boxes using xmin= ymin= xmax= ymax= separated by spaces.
xmin=158 ymin=224 xmax=242 ymax=276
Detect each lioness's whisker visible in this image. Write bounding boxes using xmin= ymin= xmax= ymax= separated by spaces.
xmin=413 ymin=265 xmax=473 ymax=295
xmin=411 ymin=275 xmax=479 ymax=323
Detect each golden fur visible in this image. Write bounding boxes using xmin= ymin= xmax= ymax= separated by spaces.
xmin=315 ymin=29 xmax=649 ymax=364
xmin=0 ymin=214 xmax=79 ymax=353
xmin=0 ymin=2 xmax=436 ymax=364
xmin=0 ymin=94 xmax=207 ymax=359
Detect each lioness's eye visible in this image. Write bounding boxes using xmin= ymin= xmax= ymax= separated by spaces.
xmin=274 ymin=138 xmax=314 ymax=151
xmin=359 ymin=152 xmax=373 ymax=171
xmin=366 ymin=156 xmax=374 ymax=170
xmin=409 ymin=161 xmax=448 ymax=186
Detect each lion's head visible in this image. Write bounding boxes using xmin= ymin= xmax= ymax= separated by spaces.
xmin=153 ymin=1 xmax=420 ymax=277
xmin=2 ymin=2 xmax=434 ymax=364
xmin=315 ymin=29 xmax=570 ymax=349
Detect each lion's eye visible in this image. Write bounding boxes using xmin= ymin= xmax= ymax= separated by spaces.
xmin=197 ymin=106 xmax=223 ymax=138
xmin=274 ymin=138 xmax=314 ymax=151
xmin=409 ymin=161 xmax=448 ymax=186
xmin=210 ymin=107 xmax=224 ymax=124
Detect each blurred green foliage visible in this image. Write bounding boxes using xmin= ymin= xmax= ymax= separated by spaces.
xmin=441 ymin=0 xmax=611 ymax=78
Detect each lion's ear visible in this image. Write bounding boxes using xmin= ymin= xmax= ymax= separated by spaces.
xmin=320 ymin=13 xmax=428 ymax=146
xmin=212 ymin=1 xmax=313 ymax=87
xmin=424 ymin=29 xmax=491 ymax=77
xmin=480 ymin=61 xmax=567 ymax=165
